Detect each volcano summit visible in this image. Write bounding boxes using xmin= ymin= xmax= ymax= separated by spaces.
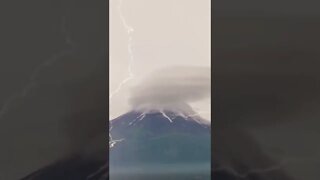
xmin=109 ymin=109 xmax=211 ymax=180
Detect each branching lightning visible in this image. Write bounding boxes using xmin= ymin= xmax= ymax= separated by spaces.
xmin=186 ymin=110 xmax=210 ymax=117
xmin=109 ymin=126 xmax=124 ymax=148
xmin=0 ymin=15 xmax=74 ymax=119
xmin=129 ymin=112 xmax=146 ymax=125
xmin=109 ymin=0 xmax=135 ymax=148
xmin=109 ymin=0 xmax=135 ymax=100
xmin=213 ymin=161 xmax=286 ymax=179
xmin=160 ymin=110 xmax=173 ymax=123
xmin=86 ymin=163 xmax=108 ymax=180
xmin=109 ymin=137 xmax=124 ymax=148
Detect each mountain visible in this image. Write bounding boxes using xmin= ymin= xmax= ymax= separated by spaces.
xmin=21 ymin=110 xmax=211 ymax=180
xmin=21 ymin=109 xmax=296 ymax=180
xmin=21 ymin=157 xmax=107 ymax=180
xmin=109 ymin=110 xmax=211 ymax=180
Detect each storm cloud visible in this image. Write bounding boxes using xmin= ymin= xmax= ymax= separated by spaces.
xmin=129 ymin=66 xmax=210 ymax=112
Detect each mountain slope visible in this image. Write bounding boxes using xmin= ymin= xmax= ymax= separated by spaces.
xmin=109 ymin=110 xmax=211 ymax=180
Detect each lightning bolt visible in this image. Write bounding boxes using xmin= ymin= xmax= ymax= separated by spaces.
xmin=86 ymin=163 xmax=108 ymax=180
xmin=213 ymin=155 xmax=316 ymax=179
xmin=129 ymin=112 xmax=146 ymax=125
xmin=160 ymin=110 xmax=173 ymax=123
xmin=109 ymin=0 xmax=135 ymax=100
xmin=109 ymin=137 xmax=124 ymax=148
xmin=213 ymin=161 xmax=285 ymax=179
xmin=186 ymin=110 xmax=211 ymax=121
xmin=109 ymin=126 xmax=124 ymax=148
xmin=0 ymin=15 xmax=74 ymax=119
xmin=109 ymin=0 xmax=135 ymax=149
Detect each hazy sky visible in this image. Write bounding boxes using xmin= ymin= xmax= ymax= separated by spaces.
xmin=109 ymin=0 xmax=211 ymax=120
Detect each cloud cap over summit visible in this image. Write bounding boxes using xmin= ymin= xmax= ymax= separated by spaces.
xmin=129 ymin=66 xmax=210 ymax=112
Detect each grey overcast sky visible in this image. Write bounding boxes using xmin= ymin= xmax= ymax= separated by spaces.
xmin=109 ymin=0 xmax=211 ymax=120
